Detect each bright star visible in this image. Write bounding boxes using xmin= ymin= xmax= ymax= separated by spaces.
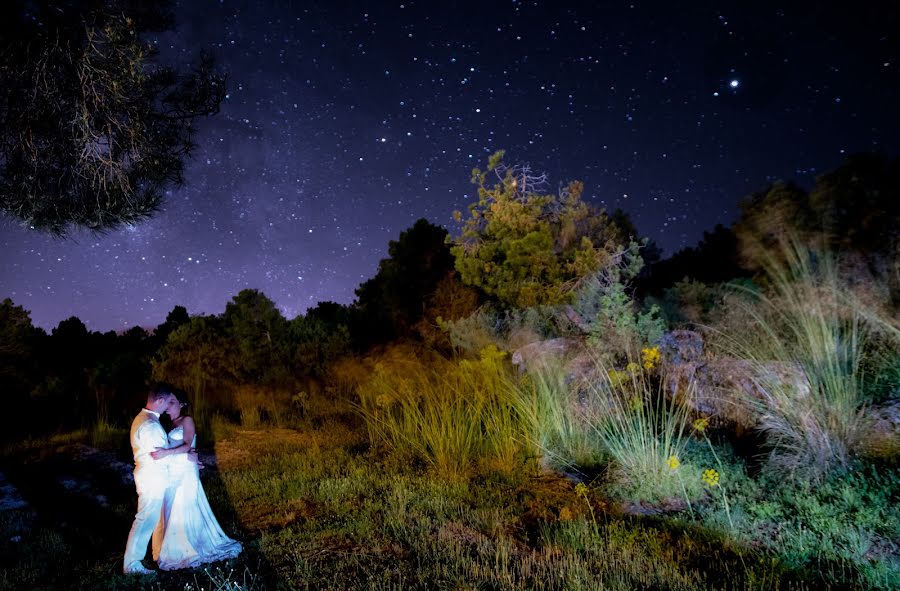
xmin=729 ymin=79 xmax=740 ymax=88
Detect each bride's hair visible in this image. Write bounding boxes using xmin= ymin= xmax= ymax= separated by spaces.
xmin=172 ymin=387 xmax=190 ymax=411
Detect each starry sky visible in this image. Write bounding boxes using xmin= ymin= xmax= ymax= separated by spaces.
xmin=2 ymin=0 xmax=899 ymax=331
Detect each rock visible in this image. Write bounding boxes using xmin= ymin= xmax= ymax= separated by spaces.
xmin=511 ymin=337 xmax=582 ymax=372
xmin=864 ymin=398 xmax=900 ymax=457
xmin=668 ymin=357 xmax=811 ymax=430
xmin=513 ymin=331 xmax=816 ymax=432
xmin=659 ymin=330 xmax=705 ymax=364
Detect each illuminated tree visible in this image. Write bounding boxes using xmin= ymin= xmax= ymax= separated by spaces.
xmin=450 ymin=151 xmax=637 ymax=308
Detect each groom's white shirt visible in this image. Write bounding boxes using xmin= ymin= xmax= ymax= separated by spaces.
xmin=131 ymin=409 xmax=171 ymax=478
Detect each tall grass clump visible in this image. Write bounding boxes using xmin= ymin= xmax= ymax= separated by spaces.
xmin=515 ymin=365 xmax=603 ymax=472
xmin=522 ymin=347 xmax=702 ymax=502
xmin=589 ymin=350 xmax=702 ymax=501
xmin=719 ymin=241 xmax=899 ymax=481
xmin=357 ymin=345 xmax=525 ymax=479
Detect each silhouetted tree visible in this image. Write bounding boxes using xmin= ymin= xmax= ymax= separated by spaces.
xmin=352 ymin=218 xmax=455 ymax=347
xmin=223 ymin=289 xmax=291 ymax=384
xmin=0 ymin=0 xmax=225 ymax=234
xmin=0 ymin=299 xmax=43 ymax=439
xmin=153 ymin=304 xmax=190 ymax=349
xmin=152 ymin=314 xmax=236 ymax=425
xmin=637 ymin=224 xmax=748 ymax=296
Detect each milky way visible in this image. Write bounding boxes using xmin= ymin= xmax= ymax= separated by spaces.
xmin=2 ymin=0 xmax=898 ymax=330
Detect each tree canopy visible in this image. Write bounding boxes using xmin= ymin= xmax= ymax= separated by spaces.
xmin=0 ymin=0 xmax=225 ymax=234
xmin=450 ymin=151 xmax=638 ymax=308
xmin=353 ymin=218 xmax=456 ymax=346
xmin=734 ymin=153 xmax=900 ymax=298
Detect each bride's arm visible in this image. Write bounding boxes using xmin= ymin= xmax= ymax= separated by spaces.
xmin=150 ymin=417 xmax=197 ymax=459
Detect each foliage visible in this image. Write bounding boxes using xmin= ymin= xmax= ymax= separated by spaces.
xmin=734 ymin=154 xmax=900 ymax=300
xmin=352 ymin=218 xmax=455 ymax=347
xmin=514 ymin=366 xmax=603 ymax=471
xmin=637 ymin=224 xmax=749 ymax=296
xmin=568 ymin=241 xmax=667 ymax=361
xmin=289 ymin=309 xmax=351 ymax=378
xmin=450 ymin=151 xmax=636 ymax=309
xmin=0 ymin=299 xmax=42 ymax=439
xmin=0 ymin=0 xmax=225 ymax=234
xmin=152 ymin=305 xmax=191 ymax=349
xmin=223 ymin=289 xmax=292 ymax=385
xmin=414 ymin=271 xmax=481 ymax=351
xmin=592 ymin=353 xmax=700 ymax=502
xmin=152 ymin=314 xmax=236 ymax=428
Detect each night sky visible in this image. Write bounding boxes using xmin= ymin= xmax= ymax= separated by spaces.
xmin=2 ymin=1 xmax=899 ymax=331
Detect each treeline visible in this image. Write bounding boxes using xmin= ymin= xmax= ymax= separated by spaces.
xmin=1 ymin=152 xmax=898 ymax=441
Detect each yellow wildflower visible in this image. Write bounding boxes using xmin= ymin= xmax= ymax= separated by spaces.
xmin=702 ymin=468 xmax=720 ymax=487
xmin=692 ymin=417 xmax=709 ymax=433
xmin=607 ymin=369 xmax=628 ymax=388
xmin=625 ymin=361 xmax=642 ymax=374
xmin=574 ymin=482 xmax=589 ymax=498
xmin=641 ymin=346 xmax=661 ymax=370
xmin=666 ymin=455 xmax=681 ymax=471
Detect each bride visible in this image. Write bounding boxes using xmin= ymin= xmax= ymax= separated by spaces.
xmin=150 ymin=389 xmax=242 ymax=570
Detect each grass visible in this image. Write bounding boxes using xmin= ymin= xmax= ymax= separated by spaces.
xmin=1 ymin=322 xmax=897 ymax=591
xmin=714 ymin=243 xmax=899 ymax=482
xmin=6 ymin=399 xmax=881 ymax=590
xmin=356 ymin=345 xmax=529 ymax=480
xmin=519 ymin=347 xmax=706 ymax=504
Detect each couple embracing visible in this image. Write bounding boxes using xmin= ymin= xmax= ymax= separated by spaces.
xmin=123 ymin=383 xmax=242 ymax=574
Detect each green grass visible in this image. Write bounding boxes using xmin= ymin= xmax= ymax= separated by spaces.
xmin=356 ymin=346 xmax=530 ymax=480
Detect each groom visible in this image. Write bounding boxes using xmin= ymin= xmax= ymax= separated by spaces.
xmin=123 ymin=383 xmax=197 ymax=575
xmin=123 ymin=384 xmax=172 ymax=574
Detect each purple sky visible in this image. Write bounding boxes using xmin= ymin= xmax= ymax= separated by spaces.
xmin=2 ymin=0 xmax=898 ymax=331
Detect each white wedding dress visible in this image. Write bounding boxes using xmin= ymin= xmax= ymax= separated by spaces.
xmin=155 ymin=425 xmax=242 ymax=570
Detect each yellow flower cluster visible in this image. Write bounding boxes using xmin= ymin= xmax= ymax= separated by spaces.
xmin=692 ymin=417 xmax=709 ymax=433
xmin=641 ymin=346 xmax=661 ymax=370
xmin=574 ymin=482 xmax=589 ymax=498
xmin=666 ymin=455 xmax=681 ymax=471
xmin=607 ymin=369 xmax=629 ymax=388
xmin=625 ymin=361 xmax=642 ymax=374
xmin=702 ymin=468 xmax=720 ymax=487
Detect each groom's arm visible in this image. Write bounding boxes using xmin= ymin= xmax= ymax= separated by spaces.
xmin=136 ymin=420 xmax=169 ymax=465
xmin=150 ymin=417 xmax=196 ymax=459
